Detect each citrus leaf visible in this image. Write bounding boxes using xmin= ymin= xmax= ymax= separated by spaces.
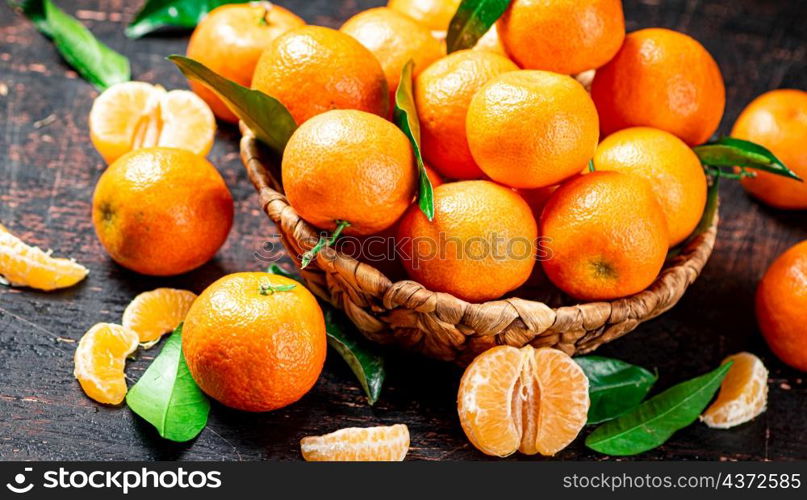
xmin=169 ymin=55 xmax=296 ymax=154
xmin=268 ymin=264 xmax=386 ymax=405
xmin=126 ymin=325 xmax=210 ymax=442
xmin=446 ymin=0 xmax=511 ymax=53
xmin=15 ymin=0 xmax=130 ymax=90
xmin=585 ymin=362 xmax=732 ymax=456
xmin=693 ymin=137 xmax=802 ymax=181
xmin=394 ymin=60 xmax=434 ymax=221
xmin=575 ymin=356 xmax=657 ymax=425
xmin=127 ymin=0 xmax=246 ymax=38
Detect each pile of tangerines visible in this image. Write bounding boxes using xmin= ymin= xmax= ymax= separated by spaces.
xmin=2 ymin=0 xmax=806 ymax=461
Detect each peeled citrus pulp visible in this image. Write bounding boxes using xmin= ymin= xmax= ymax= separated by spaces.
xmin=0 ymin=224 xmax=88 ymax=291
xmin=74 ymin=323 xmax=139 ymax=405
xmin=300 ymin=424 xmax=410 ymax=461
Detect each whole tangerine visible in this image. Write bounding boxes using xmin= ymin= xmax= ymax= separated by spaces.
xmin=387 ymin=0 xmax=461 ymax=32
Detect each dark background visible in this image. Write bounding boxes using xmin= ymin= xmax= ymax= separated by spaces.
xmin=0 ymin=0 xmax=805 ymax=461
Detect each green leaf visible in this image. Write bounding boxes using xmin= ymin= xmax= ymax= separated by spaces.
xmin=585 ymin=362 xmax=732 ymax=456
xmin=127 ymin=0 xmax=247 ymax=38
xmin=126 ymin=325 xmax=210 ymax=442
xmin=168 ymin=55 xmax=296 ymax=155
xmin=268 ymin=264 xmax=386 ymax=405
xmin=394 ymin=60 xmax=434 ymax=221
xmin=15 ymin=0 xmax=130 ymax=90
xmin=446 ymin=0 xmax=512 ymax=54
xmin=693 ymin=137 xmax=802 ymax=181
xmin=575 ymin=356 xmax=657 ymax=425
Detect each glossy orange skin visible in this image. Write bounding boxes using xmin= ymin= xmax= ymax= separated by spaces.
xmin=282 ymin=110 xmax=417 ymax=236
xmin=415 ymin=50 xmax=518 ymax=180
xmin=591 ymin=28 xmax=725 ymax=146
xmin=252 ymin=26 xmax=388 ymax=125
xmin=756 ymin=241 xmax=807 ymax=371
xmin=341 ymin=7 xmax=444 ymax=111
xmin=498 ymin=0 xmax=625 ymax=75
xmin=466 ymin=70 xmax=600 ymax=189
xmin=731 ymin=89 xmax=807 ymax=209
xmin=92 ymin=148 xmax=233 ymax=276
xmin=540 ymin=171 xmax=669 ymax=301
xmin=387 ymin=0 xmax=461 ymax=31
xmin=187 ymin=2 xmax=305 ymax=123
xmin=183 ymin=273 xmax=327 ymax=411
xmin=593 ymin=127 xmax=708 ymax=246
xmin=397 ymin=180 xmax=537 ymax=302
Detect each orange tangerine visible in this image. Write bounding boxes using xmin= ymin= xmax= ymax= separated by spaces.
xmin=74 ymin=323 xmax=139 ymax=405
xmin=300 ymin=424 xmax=410 ymax=461
xmin=387 ymin=0 xmax=461 ymax=32
xmin=0 ymin=224 xmax=88 ymax=291
xmin=122 ymin=288 xmax=197 ymax=345
xmin=701 ymin=352 xmax=768 ymax=429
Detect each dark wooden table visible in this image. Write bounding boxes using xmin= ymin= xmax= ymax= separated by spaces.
xmin=1 ymin=0 xmax=805 ymax=461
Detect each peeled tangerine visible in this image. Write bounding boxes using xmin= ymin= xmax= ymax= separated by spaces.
xmin=0 ymin=224 xmax=88 ymax=291
xmin=458 ymin=346 xmax=589 ymax=457
xmin=89 ymin=81 xmax=215 ymax=164
xmin=74 ymin=323 xmax=139 ymax=405
xmin=701 ymin=352 xmax=768 ymax=429
xmin=122 ymin=288 xmax=197 ymax=345
xmin=300 ymin=424 xmax=410 ymax=461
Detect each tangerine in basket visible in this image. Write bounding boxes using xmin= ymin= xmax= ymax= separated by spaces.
xmin=74 ymin=323 xmax=139 ymax=405
xmin=498 ymin=0 xmax=625 ymax=75
xmin=89 ymin=81 xmax=215 ymax=164
xmin=0 ymin=224 xmax=88 ymax=291
xmin=591 ymin=28 xmax=725 ymax=146
xmin=186 ymin=2 xmax=305 ymax=123
xmin=458 ymin=346 xmax=590 ymax=457
xmin=701 ymin=352 xmax=768 ymax=429
xmin=415 ymin=50 xmax=518 ymax=180
xmin=466 ymin=70 xmax=599 ymax=189
xmin=731 ymin=89 xmax=807 ymax=210
xmin=92 ymin=147 xmax=233 ymax=276
xmin=593 ymin=127 xmax=708 ymax=246
xmin=300 ymin=424 xmax=410 ymax=461
xmin=282 ymin=109 xmax=417 ymax=236
xmin=340 ymin=7 xmax=444 ymax=110
xmin=540 ymin=171 xmax=669 ymax=301
xmin=755 ymin=240 xmax=807 ymax=371
xmin=387 ymin=0 xmax=461 ymax=32
xmin=182 ymin=272 xmax=327 ymax=412
xmin=397 ymin=180 xmax=537 ymax=303
xmin=252 ymin=26 xmax=388 ymax=125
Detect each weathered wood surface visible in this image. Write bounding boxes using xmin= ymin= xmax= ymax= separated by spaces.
xmin=0 ymin=0 xmax=805 ymax=461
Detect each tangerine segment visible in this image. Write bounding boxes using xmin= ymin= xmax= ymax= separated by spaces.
xmin=300 ymin=424 xmax=410 ymax=461
xmin=89 ymin=82 xmax=215 ymax=164
xmin=458 ymin=346 xmax=589 ymax=457
xmin=122 ymin=288 xmax=197 ymax=344
xmin=74 ymin=323 xmax=139 ymax=405
xmin=701 ymin=352 xmax=768 ymax=429
xmin=0 ymin=225 xmax=88 ymax=291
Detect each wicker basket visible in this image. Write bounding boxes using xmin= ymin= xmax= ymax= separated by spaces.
xmin=240 ymin=126 xmax=718 ymax=365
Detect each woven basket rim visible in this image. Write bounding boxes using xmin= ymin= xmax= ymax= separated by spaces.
xmin=239 ymin=124 xmax=718 ymax=358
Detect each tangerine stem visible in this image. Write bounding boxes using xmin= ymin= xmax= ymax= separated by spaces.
xmin=259 ymin=279 xmax=296 ymax=295
xmin=587 ymin=159 xmax=596 ymax=172
xmin=301 ymin=220 xmax=351 ymax=269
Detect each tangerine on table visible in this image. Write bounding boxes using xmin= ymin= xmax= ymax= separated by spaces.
xmin=340 ymin=7 xmax=444 ymax=110
xmin=92 ymin=147 xmax=233 ymax=276
xmin=387 ymin=0 xmax=461 ymax=32
xmin=498 ymin=0 xmax=625 ymax=75
xmin=457 ymin=346 xmax=590 ymax=457
xmin=252 ymin=26 xmax=388 ymax=125
xmin=74 ymin=323 xmax=139 ymax=405
xmin=282 ymin=109 xmax=417 ymax=236
xmin=731 ymin=89 xmax=807 ymax=209
xmin=300 ymin=424 xmax=410 ymax=461
xmin=415 ymin=50 xmax=518 ymax=180
xmin=540 ymin=171 xmax=669 ymax=301
xmin=397 ymin=180 xmax=537 ymax=303
xmin=0 ymin=224 xmax=88 ymax=291
xmin=186 ymin=2 xmax=305 ymax=123
xmin=182 ymin=272 xmax=327 ymax=412
xmin=591 ymin=28 xmax=725 ymax=146
xmin=89 ymin=81 xmax=215 ymax=164
xmin=701 ymin=352 xmax=768 ymax=429
xmin=593 ymin=127 xmax=708 ymax=246
xmin=122 ymin=288 xmax=197 ymax=345
xmin=755 ymin=240 xmax=807 ymax=372
xmin=466 ymin=70 xmax=599 ymax=189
